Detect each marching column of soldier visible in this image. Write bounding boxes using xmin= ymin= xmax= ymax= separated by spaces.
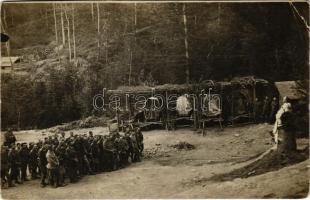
xmin=1 ymin=126 xmax=144 ymax=189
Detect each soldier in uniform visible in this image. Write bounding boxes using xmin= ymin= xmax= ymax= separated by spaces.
xmin=269 ymin=97 xmax=278 ymax=123
xmin=82 ymin=135 xmax=95 ymax=175
xmin=3 ymin=129 xmax=16 ymax=147
xmin=253 ymin=98 xmax=262 ymax=123
xmin=124 ymin=132 xmax=133 ymax=162
xmin=52 ymin=135 xmax=59 ymax=146
xmin=8 ymin=144 xmax=20 ymax=186
xmin=29 ymin=144 xmax=39 ymax=179
xmin=1 ymin=145 xmax=10 ymax=188
xmin=262 ymin=96 xmax=271 ymax=123
xmin=46 ymin=145 xmax=59 ymax=188
xmin=89 ymin=131 xmax=94 ymax=138
xmin=117 ymin=136 xmax=130 ymax=167
xmin=19 ymin=143 xmax=30 ymax=182
xmin=130 ymin=132 xmax=140 ymax=162
xmin=55 ymin=141 xmax=67 ymax=186
xmin=59 ymin=131 xmax=66 ymax=140
xmin=38 ymin=144 xmax=48 ymax=187
xmin=102 ymin=135 xmax=116 ymax=171
xmin=96 ymin=136 xmax=105 ymax=172
xmin=90 ymin=137 xmax=100 ymax=172
xmin=69 ymin=132 xmax=74 ymax=140
xmin=65 ymin=142 xmax=79 ymax=183
xmin=135 ymin=127 xmax=144 ymax=156
xmin=72 ymin=135 xmax=82 ymax=176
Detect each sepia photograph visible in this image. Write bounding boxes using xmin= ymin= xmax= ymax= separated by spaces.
xmin=0 ymin=0 xmax=309 ymax=199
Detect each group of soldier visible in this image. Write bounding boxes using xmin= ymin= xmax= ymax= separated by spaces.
xmin=253 ymin=96 xmax=278 ymax=123
xmin=1 ymin=126 xmax=144 ymax=189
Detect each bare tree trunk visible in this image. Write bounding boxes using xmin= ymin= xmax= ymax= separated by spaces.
xmin=60 ymin=4 xmax=66 ymax=45
xmin=72 ymin=4 xmax=76 ymax=60
xmin=64 ymin=4 xmax=72 ymax=62
xmin=3 ymin=7 xmax=7 ymax=30
xmin=218 ymin=3 xmax=221 ymax=26
xmin=0 ymin=13 xmax=6 ymax=34
xmin=53 ymin=3 xmax=58 ymax=44
xmin=91 ymin=3 xmax=94 ymax=21
xmin=104 ymin=6 xmax=108 ymax=65
xmin=105 ymin=25 xmax=108 ymax=65
xmin=45 ymin=8 xmax=49 ymax=29
xmin=134 ymin=3 xmax=137 ymax=42
xmin=129 ymin=3 xmax=137 ymax=85
xmin=129 ymin=51 xmax=132 ymax=86
xmin=182 ymin=4 xmax=190 ymax=84
xmin=134 ymin=3 xmax=137 ymax=27
xmin=17 ymin=110 xmax=21 ymax=130
xmin=97 ymin=3 xmax=100 ymax=60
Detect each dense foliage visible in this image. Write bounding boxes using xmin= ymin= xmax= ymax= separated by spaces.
xmin=1 ymin=2 xmax=309 ymax=129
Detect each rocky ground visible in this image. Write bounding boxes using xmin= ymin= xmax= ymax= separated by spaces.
xmin=1 ymin=123 xmax=309 ymax=199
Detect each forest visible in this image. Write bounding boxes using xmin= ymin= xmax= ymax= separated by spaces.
xmin=1 ymin=2 xmax=309 ymax=129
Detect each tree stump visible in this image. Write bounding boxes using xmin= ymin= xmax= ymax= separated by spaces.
xmin=277 ymin=111 xmax=297 ymax=153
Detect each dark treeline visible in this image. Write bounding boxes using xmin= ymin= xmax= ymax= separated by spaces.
xmin=1 ymin=2 xmax=309 ymax=129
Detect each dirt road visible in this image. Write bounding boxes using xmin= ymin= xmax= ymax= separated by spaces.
xmin=1 ymin=124 xmax=309 ymax=199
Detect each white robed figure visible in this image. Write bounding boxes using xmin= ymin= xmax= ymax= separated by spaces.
xmin=272 ymin=96 xmax=292 ymax=148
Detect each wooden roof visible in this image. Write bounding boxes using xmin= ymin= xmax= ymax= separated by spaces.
xmin=275 ymin=81 xmax=308 ymax=100
xmin=107 ymin=77 xmax=269 ymax=94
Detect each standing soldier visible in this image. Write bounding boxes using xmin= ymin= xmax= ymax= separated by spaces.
xmin=102 ymin=136 xmax=116 ymax=171
xmin=1 ymin=145 xmax=10 ymax=188
xmin=89 ymin=131 xmax=94 ymax=138
xmin=8 ymin=144 xmax=20 ymax=186
xmin=65 ymin=142 xmax=79 ymax=183
xmin=116 ymin=136 xmax=129 ymax=168
xmin=130 ymin=132 xmax=140 ymax=162
xmin=253 ymin=98 xmax=262 ymax=123
xmin=69 ymin=132 xmax=74 ymax=140
xmin=19 ymin=143 xmax=30 ymax=182
xmin=59 ymin=131 xmax=66 ymax=140
xmin=90 ymin=138 xmax=100 ymax=172
xmin=3 ymin=129 xmax=16 ymax=147
xmin=55 ymin=141 xmax=67 ymax=187
xmin=46 ymin=145 xmax=59 ymax=188
xmin=15 ymin=143 xmax=22 ymax=183
xmin=269 ymin=97 xmax=278 ymax=123
xmin=82 ymin=135 xmax=94 ymax=175
xmin=38 ymin=144 xmax=48 ymax=187
xmin=29 ymin=144 xmax=39 ymax=179
xmin=135 ymin=127 xmax=144 ymax=156
xmin=262 ymin=96 xmax=271 ymax=123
